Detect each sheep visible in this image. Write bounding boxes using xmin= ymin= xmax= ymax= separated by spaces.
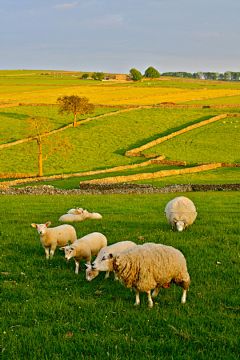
xmin=60 ymin=232 xmax=107 ymax=274
xmin=67 ymin=207 xmax=83 ymax=215
xmin=31 ymin=222 xmax=77 ymax=259
xmin=86 ymin=241 xmax=136 ymax=281
xmin=59 ymin=209 xmax=89 ymax=222
xmin=165 ymin=196 xmax=197 ymax=231
xmin=94 ymin=242 xmax=190 ymax=307
xmin=88 ymin=212 xmax=102 ymax=219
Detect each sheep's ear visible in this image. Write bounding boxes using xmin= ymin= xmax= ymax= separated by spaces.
xmin=45 ymin=221 xmax=51 ymax=227
xmin=109 ymin=253 xmax=114 ymax=259
xmin=85 ymin=263 xmax=91 ymax=269
xmin=70 ymin=246 xmax=75 ymax=250
xmin=173 ymin=220 xmax=177 ymax=224
xmin=31 ymin=223 xmax=38 ymax=228
xmin=59 ymin=247 xmax=65 ymax=250
xmin=183 ymin=221 xmax=188 ymax=226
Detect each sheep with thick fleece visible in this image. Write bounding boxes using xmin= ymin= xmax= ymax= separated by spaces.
xmin=165 ymin=196 xmax=197 ymax=231
xmin=60 ymin=232 xmax=107 ymax=274
xmin=86 ymin=241 xmax=136 ymax=281
xmin=88 ymin=212 xmax=102 ymax=219
xmin=59 ymin=209 xmax=89 ymax=222
xmin=31 ymin=222 xmax=77 ymax=259
xmin=67 ymin=207 xmax=83 ymax=215
xmin=95 ymin=243 xmax=190 ymax=307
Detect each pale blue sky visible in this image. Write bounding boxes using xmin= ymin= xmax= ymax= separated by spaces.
xmin=1 ymin=0 xmax=239 ymax=74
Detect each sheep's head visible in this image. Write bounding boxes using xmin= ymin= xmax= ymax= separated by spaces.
xmin=31 ymin=222 xmax=51 ymax=236
xmin=60 ymin=245 xmax=76 ymax=260
xmin=76 ymin=207 xmax=84 ymax=214
xmin=173 ymin=220 xmax=188 ymax=232
xmin=92 ymin=252 xmax=114 ymax=272
xmin=85 ymin=264 xmax=99 ymax=281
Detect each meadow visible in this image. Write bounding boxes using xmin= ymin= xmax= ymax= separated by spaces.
xmin=1 ymin=192 xmax=240 ymax=360
xmin=1 ymin=71 xmax=240 ymax=359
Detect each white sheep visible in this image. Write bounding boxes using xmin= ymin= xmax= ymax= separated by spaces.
xmin=59 ymin=210 xmax=89 ymax=222
xmin=60 ymin=232 xmax=107 ymax=274
xmin=67 ymin=207 xmax=83 ymax=215
xmin=88 ymin=212 xmax=102 ymax=219
xmin=165 ymin=196 xmax=197 ymax=231
xmin=94 ymin=242 xmax=190 ymax=307
xmin=31 ymin=222 xmax=77 ymax=259
xmin=86 ymin=241 xmax=136 ymax=281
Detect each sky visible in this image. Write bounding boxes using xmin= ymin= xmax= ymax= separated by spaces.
xmin=1 ymin=0 xmax=239 ymax=74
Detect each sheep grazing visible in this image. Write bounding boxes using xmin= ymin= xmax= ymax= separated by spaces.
xmin=86 ymin=241 xmax=136 ymax=281
xmin=94 ymin=243 xmax=190 ymax=307
xmin=58 ymin=210 xmax=89 ymax=222
xmin=60 ymin=232 xmax=107 ymax=274
xmin=67 ymin=207 xmax=83 ymax=215
xmin=31 ymin=222 xmax=77 ymax=259
xmin=165 ymin=196 xmax=197 ymax=231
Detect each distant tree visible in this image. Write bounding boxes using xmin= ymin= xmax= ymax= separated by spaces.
xmin=144 ymin=67 xmax=161 ymax=78
xmin=81 ymin=73 xmax=89 ymax=79
xmin=96 ymin=72 xmax=105 ymax=80
xmin=192 ymin=73 xmax=200 ymax=79
xmin=24 ymin=116 xmax=73 ymax=177
xmin=91 ymin=72 xmax=97 ymax=80
xmin=130 ymin=68 xmax=142 ymax=81
xmin=57 ymin=95 xmax=95 ymax=127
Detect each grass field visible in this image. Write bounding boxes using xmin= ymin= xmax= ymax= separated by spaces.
xmin=1 ymin=192 xmax=240 ymax=360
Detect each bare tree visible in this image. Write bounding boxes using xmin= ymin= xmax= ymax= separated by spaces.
xmin=24 ymin=115 xmax=73 ymax=177
xmin=57 ymin=95 xmax=95 ymax=127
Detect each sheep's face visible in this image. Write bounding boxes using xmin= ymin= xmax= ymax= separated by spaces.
xmin=77 ymin=208 xmax=84 ymax=214
xmin=31 ymin=222 xmax=51 ymax=236
xmin=60 ymin=246 xmax=76 ymax=260
xmin=85 ymin=264 xmax=99 ymax=281
xmin=173 ymin=220 xmax=188 ymax=232
xmin=93 ymin=252 xmax=113 ymax=271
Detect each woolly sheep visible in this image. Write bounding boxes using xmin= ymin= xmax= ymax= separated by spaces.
xmin=86 ymin=241 xmax=136 ymax=281
xmin=67 ymin=207 xmax=84 ymax=215
xmin=95 ymin=243 xmax=190 ymax=307
xmin=165 ymin=196 xmax=197 ymax=231
xmin=59 ymin=210 xmax=89 ymax=222
xmin=60 ymin=232 xmax=107 ymax=274
xmin=31 ymin=222 xmax=77 ymax=259
xmin=88 ymin=212 xmax=102 ymax=219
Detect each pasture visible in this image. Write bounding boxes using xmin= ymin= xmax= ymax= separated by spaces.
xmin=1 ymin=192 xmax=240 ymax=359
xmin=1 ymin=71 xmax=239 ymax=359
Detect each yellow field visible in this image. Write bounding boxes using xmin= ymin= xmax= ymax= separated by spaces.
xmin=0 ymin=85 xmax=239 ymax=105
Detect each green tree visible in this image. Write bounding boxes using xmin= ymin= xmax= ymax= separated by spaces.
xmin=57 ymin=95 xmax=95 ymax=127
xmin=24 ymin=116 xmax=73 ymax=177
xmin=144 ymin=66 xmax=161 ymax=78
xmin=81 ymin=73 xmax=89 ymax=79
xmin=91 ymin=72 xmax=97 ymax=80
xmin=130 ymin=68 xmax=142 ymax=81
xmin=96 ymin=72 xmax=105 ymax=80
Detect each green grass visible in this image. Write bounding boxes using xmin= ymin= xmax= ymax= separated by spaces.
xmin=1 ymin=192 xmax=240 ymax=359
xmin=180 ymin=95 xmax=240 ymax=105
xmin=1 ymin=107 xmax=238 ymax=176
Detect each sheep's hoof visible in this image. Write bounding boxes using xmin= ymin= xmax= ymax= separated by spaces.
xmin=134 ymin=302 xmax=140 ymax=306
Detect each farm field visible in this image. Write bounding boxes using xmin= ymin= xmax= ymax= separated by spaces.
xmin=1 ymin=192 xmax=239 ymax=359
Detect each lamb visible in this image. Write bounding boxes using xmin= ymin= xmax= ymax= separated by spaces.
xmin=94 ymin=242 xmax=190 ymax=307
xmin=67 ymin=207 xmax=83 ymax=215
xmin=31 ymin=222 xmax=77 ymax=259
xmin=86 ymin=240 xmax=136 ymax=281
xmin=59 ymin=209 xmax=89 ymax=222
xmin=165 ymin=196 xmax=197 ymax=231
xmin=60 ymin=232 xmax=107 ymax=274
xmin=88 ymin=212 xmax=102 ymax=219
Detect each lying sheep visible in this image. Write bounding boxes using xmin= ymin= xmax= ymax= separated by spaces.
xmin=31 ymin=222 xmax=77 ymax=259
xmin=95 ymin=243 xmax=190 ymax=307
xmin=59 ymin=210 xmax=89 ymax=222
xmin=88 ymin=212 xmax=102 ymax=219
xmin=86 ymin=241 xmax=136 ymax=281
xmin=60 ymin=232 xmax=107 ymax=274
xmin=165 ymin=196 xmax=197 ymax=231
xmin=67 ymin=207 xmax=83 ymax=215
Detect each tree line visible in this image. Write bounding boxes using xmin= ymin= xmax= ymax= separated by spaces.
xmin=129 ymin=67 xmax=240 ymax=81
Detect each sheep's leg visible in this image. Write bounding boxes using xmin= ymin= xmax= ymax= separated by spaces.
xmin=75 ymin=260 xmax=79 ymax=274
xmin=44 ymin=247 xmax=50 ymax=259
xmin=105 ymin=271 xmax=110 ymax=279
xmin=50 ymin=244 xmax=57 ymax=258
xmin=113 ymin=271 xmax=119 ymax=281
xmin=181 ymin=289 xmax=187 ymax=303
xmin=146 ymin=290 xmax=153 ymax=307
xmin=152 ymin=285 xmax=161 ymax=298
xmin=134 ymin=289 xmax=140 ymax=306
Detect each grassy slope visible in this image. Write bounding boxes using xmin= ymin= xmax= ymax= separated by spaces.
xmin=1 ymin=192 xmax=239 ymax=360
